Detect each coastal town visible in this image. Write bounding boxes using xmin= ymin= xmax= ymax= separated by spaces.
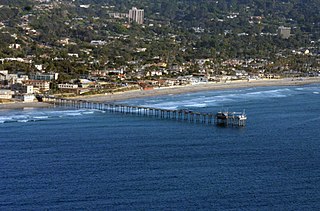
xmin=2 ymin=1 xmax=320 ymax=210
xmin=0 ymin=0 xmax=320 ymax=104
xmin=1 ymin=57 xmax=319 ymax=104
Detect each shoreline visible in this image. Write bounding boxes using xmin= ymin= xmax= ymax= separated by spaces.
xmin=0 ymin=77 xmax=319 ymax=110
xmin=0 ymin=102 xmax=53 ymax=110
xmin=76 ymin=77 xmax=320 ymax=103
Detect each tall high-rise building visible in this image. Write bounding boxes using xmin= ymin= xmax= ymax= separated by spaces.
xmin=128 ymin=7 xmax=144 ymax=25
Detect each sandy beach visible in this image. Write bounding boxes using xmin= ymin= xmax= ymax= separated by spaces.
xmin=78 ymin=77 xmax=320 ymax=103
xmin=0 ymin=77 xmax=319 ymax=110
xmin=0 ymin=102 xmax=53 ymax=110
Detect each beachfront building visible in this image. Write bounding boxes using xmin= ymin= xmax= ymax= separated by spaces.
xmin=177 ymin=75 xmax=208 ymax=85
xmin=0 ymin=89 xmax=14 ymax=99
xmin=11 ymin=84 xmax=34 ymax=94
xmin=23 ymin=80 xmax=50 ymax=92
xmin=58 ymin=83 xmax=79 ymax=94
xmin=14 ymin=94 xmax=35 ymax=102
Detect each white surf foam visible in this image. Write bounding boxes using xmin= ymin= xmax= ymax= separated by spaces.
xmin=185 ymin=103 xmax=207 ymax=108
xmin=66 ymin=112 xmax=82 ymax=116
xmin=17 ymin=119 xmax=29 ymax=123
xmin=12 ymin=115 xmax=29 ymax=120
xmin=0 ymin=117 xmax=12 ymax=122
xmin=33 ymin=116 xmax=49 ymax=119
xmin=82 ymin=111 xmax=95 ymax=115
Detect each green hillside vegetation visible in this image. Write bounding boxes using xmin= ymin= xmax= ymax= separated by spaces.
xmin=0 ymin=0 xmax=319 ymax=77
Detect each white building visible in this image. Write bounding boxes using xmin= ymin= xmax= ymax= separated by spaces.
xmin=0 ymin=70 xmax=8 ymax=76
xmin=16 ymin=75 xmax=29 ymax=84
xmin=24 ymin=80 xmax=50 ymax=92
xmin=9 ymin=44 xmax=21 ymax=49
xmin=58 ymin=84 xmax=78 ymax=89
xmin=30 ymin=72 xmax=58 ymax=81
xmin=0 ymin=89 xmax=14 ymax=99
xmin=14 ymin=94 xmax=35 ymax=102
xmin=129 ymin=7 xmax=144 ymax=25
xmin=12 ymin=84 xmax=33 ymax=94
xmin=90 ymin=40 xmax=106 ymax=46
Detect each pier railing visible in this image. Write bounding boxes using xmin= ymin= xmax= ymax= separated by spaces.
xmin=43 ymin=97 xmax=246 ymax=127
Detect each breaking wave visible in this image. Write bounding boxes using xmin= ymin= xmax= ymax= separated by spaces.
xmin=0 ymin=108 xmax=100 ymax=124
xmin=121 ymin=86 xmax=315 ymax=110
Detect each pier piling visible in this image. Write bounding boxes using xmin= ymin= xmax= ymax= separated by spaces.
xmin=43 ymin=97 xmax=247 ymax=127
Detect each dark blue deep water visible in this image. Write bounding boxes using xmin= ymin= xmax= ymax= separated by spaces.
xmin=1 ymin=84 xmax=320 ymax=210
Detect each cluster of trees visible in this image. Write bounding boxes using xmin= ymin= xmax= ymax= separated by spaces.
xmin=0 ymin=0 xmax=319 ymax=77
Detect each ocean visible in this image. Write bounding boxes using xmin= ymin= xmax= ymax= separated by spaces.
xmin=1 ymin=84 xmax=320 ymax=210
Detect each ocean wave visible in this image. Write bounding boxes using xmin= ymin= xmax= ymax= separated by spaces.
xmin=66 ymin=112 xmax=82 ymax=116
xmin=12 ymin=115 xmax=30 ymax=120
xmin=141 ymin=102 xmax=179 ymax=109
xmin=0 ymin=108 xmax=100 ymax=125
xmin=33 ymin=116 xmax=49 ymax=119
xmin=17 ymin=119 xmax=29 ymax=123
xmin=127 ymin=87 xmax=297 ymax=110
xmin=185 ymin=103 xmax=207 ymax=108
xmin=82 ymin=111 xmax=95 ymax=115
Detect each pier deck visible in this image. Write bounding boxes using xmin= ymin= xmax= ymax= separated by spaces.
xmin=43 ymin=97 xmax=247 ymax=127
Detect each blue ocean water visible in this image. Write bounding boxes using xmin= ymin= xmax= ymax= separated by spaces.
xmin=0 ymin=84 xmax=320 ymax=210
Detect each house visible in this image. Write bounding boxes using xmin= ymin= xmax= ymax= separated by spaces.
xmin=80 ymin=4 xmax=90 ymax=8
xmin=9 ymin=44 xmax=21 ymax=49
xmin=265 ymin=74 xmax=281 ymax=79
xmin=23 ymin=80 xmax=50 ymax=92
xmin=234 ymin=70 xmax=248 ymax=79
xmin=58 ymin=84 xmax=79 ymax=94
xmin=78 ymin=79 xmax=95 ymax=88
xmin=14 ymin=94 xmax=35 ymax=102
xmin=0 ymin=70 xmax=9 ymax=76
xmin=0 ymin=73 xmax=6 ymax=81
xmin=11 ymin=84 xmax=34 ymax=94
xmin=58 ymin=84 xmax=79 ymax=89
xmin=68 ymin=53 xmax=79 ymax=58
xmin=30 ymin=72 xmax=58 ymax=81
xmin=0 ymin=89 xmax=14 ymax=99
xmin=57 ymin=38 xmax=71 ymax=46
xmin=146 ymin=70 xmax=163 ymax=77
xmin=35 ymin=64 xmax=43 ymax=71
xmin=193 ymin=75 xmax=208 ymax=83
xmin=164 ymin=79 xmax=178 ymax=86
xmin=90 ymin=40 xmax=106 ymax=46
xmin=178 ymin=75 xmax=208 ymax=85
xmin=16 ymin=75 xmax=29 ymax=84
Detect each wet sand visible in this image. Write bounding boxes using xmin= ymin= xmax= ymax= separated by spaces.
xmin=78 ymin=77 xmax=320 ymax=103
xmin=1 ymin=77 xmax=319 ymax=110
xmin=0 ymin=102 xmax=53 ymax=110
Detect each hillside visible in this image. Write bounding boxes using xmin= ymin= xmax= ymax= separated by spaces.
xmin=0 ymin=0 xmax=319 ymax=77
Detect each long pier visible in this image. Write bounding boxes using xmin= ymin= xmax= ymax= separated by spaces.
xmin=43 ymin=97 xmax=246 ymax=127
